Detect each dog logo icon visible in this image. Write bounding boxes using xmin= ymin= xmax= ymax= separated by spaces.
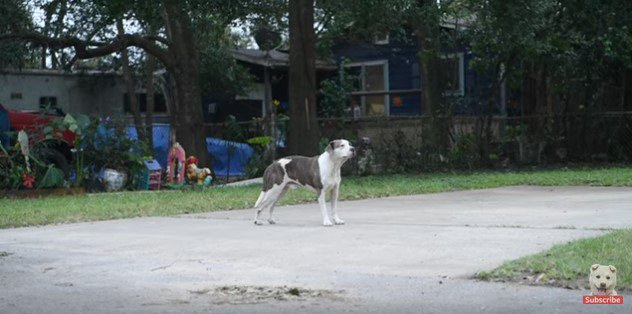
xmin=583 ymin=264 xmax=623 ymax=305
xmin=590 ymin=264 xmax=618 ymax=296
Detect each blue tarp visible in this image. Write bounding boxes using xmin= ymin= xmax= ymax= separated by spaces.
xmin=126 ymin=124 xmax=171 ymax=169
xmin=126 ymin=126 xmax=254 ymax=178
xmin=206 ymin=137 xmax=254 ymax=178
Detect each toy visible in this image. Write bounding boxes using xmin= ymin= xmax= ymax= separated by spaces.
xmin=166 ymin=142 xmax=186 ymax=184
xmin=185 ymin=156 xmax=198 ymax=173
xmin=184 ymin=155 xmax=212 ymax=186
xmin=137 ymin=160 xmax=162 ymax=190
xmin=186 ymin=163 xmax=213 ymax=186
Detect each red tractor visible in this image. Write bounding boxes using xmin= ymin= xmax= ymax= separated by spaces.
xmin=0 ymin=103 xmax=76 ymax=175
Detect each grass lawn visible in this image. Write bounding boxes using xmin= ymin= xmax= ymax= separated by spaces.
xmin=1 ymin=166 xmax=632 ymax=229
xmin=476 ymin=229 xmax=632 ymax=292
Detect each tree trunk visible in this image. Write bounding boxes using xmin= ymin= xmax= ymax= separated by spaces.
xmin=163 ymin=2 xmax=210 ymax=167
xmin=288 ymin=0 xmax=320 ymax=156
xmin=416 ymin=8 xmax=449 ymax=155
xmin=145 ymin=52 xmax=156 ymax=156
xmin=117 ymin=19 xmax=146 ymax=143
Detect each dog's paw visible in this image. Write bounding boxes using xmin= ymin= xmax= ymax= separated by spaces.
xmin=254 ymin=220 xmax=264 ymax=226
xmin=267 ymin=218 xmax=277 ymax=225
xmin=333 ymin=218 xmax=345 ymax=225
xmin=323 ymin=220 xmax=334 ymax=227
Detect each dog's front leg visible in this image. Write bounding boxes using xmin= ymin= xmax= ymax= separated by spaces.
xmin=330 ymin=184 xmax=344 ymax=225
xmin=318 ymin=190 xmax=333 ymax=226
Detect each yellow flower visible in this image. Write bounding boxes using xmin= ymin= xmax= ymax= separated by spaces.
xmin=273 ymin=99 xmax=280 ymax=107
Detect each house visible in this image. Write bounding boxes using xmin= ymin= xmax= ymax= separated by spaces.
xmin=331 ymin=28 xmax=504 ymax=118
xmin=203 ymin=49 xmax=337 ymax=124
xmin=0 ymin=69 xmax=168 ymax=121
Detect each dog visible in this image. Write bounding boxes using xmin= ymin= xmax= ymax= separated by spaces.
xmin=253 ymin=139 xmax=355 ymax=226
xmin=589 ymin=264 xmax=618 ymax=296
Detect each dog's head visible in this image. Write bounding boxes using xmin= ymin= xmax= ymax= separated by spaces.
xmin=590 ymin=264 xmax=617 ymax=294
xmin=326 ymin=139 xmax=355 ymax=160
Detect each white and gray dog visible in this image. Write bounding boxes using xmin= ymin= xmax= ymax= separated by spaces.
xmin=254 ymin=139 xmax=355 ymax=226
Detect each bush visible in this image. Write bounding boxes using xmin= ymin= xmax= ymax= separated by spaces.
xmin=245 ymin=136 xmax=273 ymax=178
xmin=73 ymin=117 xmax=146 ymax=189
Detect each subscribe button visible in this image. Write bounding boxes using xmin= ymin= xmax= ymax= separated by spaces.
xmin=583 ymin=295 xmax=624 ymax=304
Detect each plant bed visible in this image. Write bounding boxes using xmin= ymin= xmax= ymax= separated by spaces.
xmin=0 ymin=187 xmax=86 ymax=199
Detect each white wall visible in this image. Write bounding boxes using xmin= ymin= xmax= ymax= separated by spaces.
xmin=0 ymin=70 xmax=127 ymax=116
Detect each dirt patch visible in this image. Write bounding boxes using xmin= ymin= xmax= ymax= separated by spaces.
xmin=0 ymin=251 xmax=13 ymax=258
xmin=476 ymin=271 xmax=629 ymax=293
xmin=189 ymin=285 xmax=343 ymax=305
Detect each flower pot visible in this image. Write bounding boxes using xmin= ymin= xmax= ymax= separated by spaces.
xmin=102 ymin=168 xmax=127 ymax=192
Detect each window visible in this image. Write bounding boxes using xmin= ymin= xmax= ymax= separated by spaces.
xmin=373 ymin=33 xmax=390 ymax=45
xmin=39 ymin=96 xmax=63 ymax=115
xmin=346 ymin=61 xmax=389 ymax=117
xmin=440 ymin=53 xmax=465 ymax=96
xmin=411 ymin=61 xmax=421 ymax=89
xmin=39 ymin=96 xmax=57 ymax=108
xmin=123 ymin=93 xmax=168 ymax=114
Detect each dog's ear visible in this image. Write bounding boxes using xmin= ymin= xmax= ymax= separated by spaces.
xmin=591 ymin=264 xmax=600 ymax=271
xmin=326 ymin=141 xmax=335 ymax=154
xmin=609 ymin=265 xmax=616 ymax=273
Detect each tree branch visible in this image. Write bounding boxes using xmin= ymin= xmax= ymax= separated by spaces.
xmin=0 ymin=32 xmax=174 ymax=70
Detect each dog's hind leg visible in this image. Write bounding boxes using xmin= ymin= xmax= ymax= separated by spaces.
xmin=253 ymin=191 xmax=268 ymax=225
xmin=268 ymin=186 xmax=289 ymax=224
xmin=254 ymin=184 xmax=286 ymax=225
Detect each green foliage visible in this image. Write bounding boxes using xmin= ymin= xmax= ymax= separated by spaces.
xmin=73 ymin=116 xmax=146 ymax=188
xmin=448 ymin=134 xmax=478 ymax=169
xmin=246 ymin=136 xmax=272 ymax=147
xmin=37 ymin=165 xmax=66 ymax=188
xmin=0 ymin=133 xmax=68 ymax=190
xmin=319 ymin=65 xmax=357 ymax=118
xmin=317 ymin=137 xmax=330 ymax=153
xmin=222 ymin=115 xmax=246 ymax=143
xmin=0 ymin=0 xmax=34 ymax=68
xmin=245 ymin=136 xmax=273 ymax=178
xmin=465 ymin=0 xmax=632 ymax=102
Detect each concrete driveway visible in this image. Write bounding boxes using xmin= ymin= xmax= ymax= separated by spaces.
xmin=0 ymin=186 xmax=630 ymax=314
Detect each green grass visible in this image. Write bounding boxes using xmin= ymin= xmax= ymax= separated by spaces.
xmin=1 ymin=166 xmax=632 ymax=228
xmin=477 ymin=229 xmax=632 ymax=291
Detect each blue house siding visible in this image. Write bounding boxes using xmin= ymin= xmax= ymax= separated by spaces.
xmin=334 ymin=39 xmax=423 ymax=116
xmin=333 ymin=34 xmax=502 ymax=117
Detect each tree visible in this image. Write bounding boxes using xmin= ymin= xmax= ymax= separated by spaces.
xmin=0 ymin=0 xmax=254 ymax=166
xmin=317 ymin=0 xmax=455 ymax=154
xmin=0 ymin=0 xmax=34 ymax=69
xmin=288 ymin=0 xmax=320 ymax=156
xmin=412 ymin=1 xmax=452 ymax=154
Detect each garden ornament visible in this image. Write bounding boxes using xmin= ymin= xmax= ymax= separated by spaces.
xmin=184 ymin=155 xmax=212 ymax=186
xmin=186 ymin=162 xmax=213 ymax=186
xmin=17 ymin=130 xmax=31 ymax=172
xmin=167 ymin=142 xmax=186 ymax=184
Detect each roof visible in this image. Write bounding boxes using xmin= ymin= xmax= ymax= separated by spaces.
xmin=0 ymin=68 xmax=121 ymax=77
xmin=229 ymin=49 xmax=337 ymax=70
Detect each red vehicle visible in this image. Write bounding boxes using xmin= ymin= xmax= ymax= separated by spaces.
xmin=0 ymin=103 xmax=75 ymax=174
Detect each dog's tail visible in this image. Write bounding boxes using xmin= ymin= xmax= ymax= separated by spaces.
xmin=253 ymin=191 xmax=265 ymax=208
